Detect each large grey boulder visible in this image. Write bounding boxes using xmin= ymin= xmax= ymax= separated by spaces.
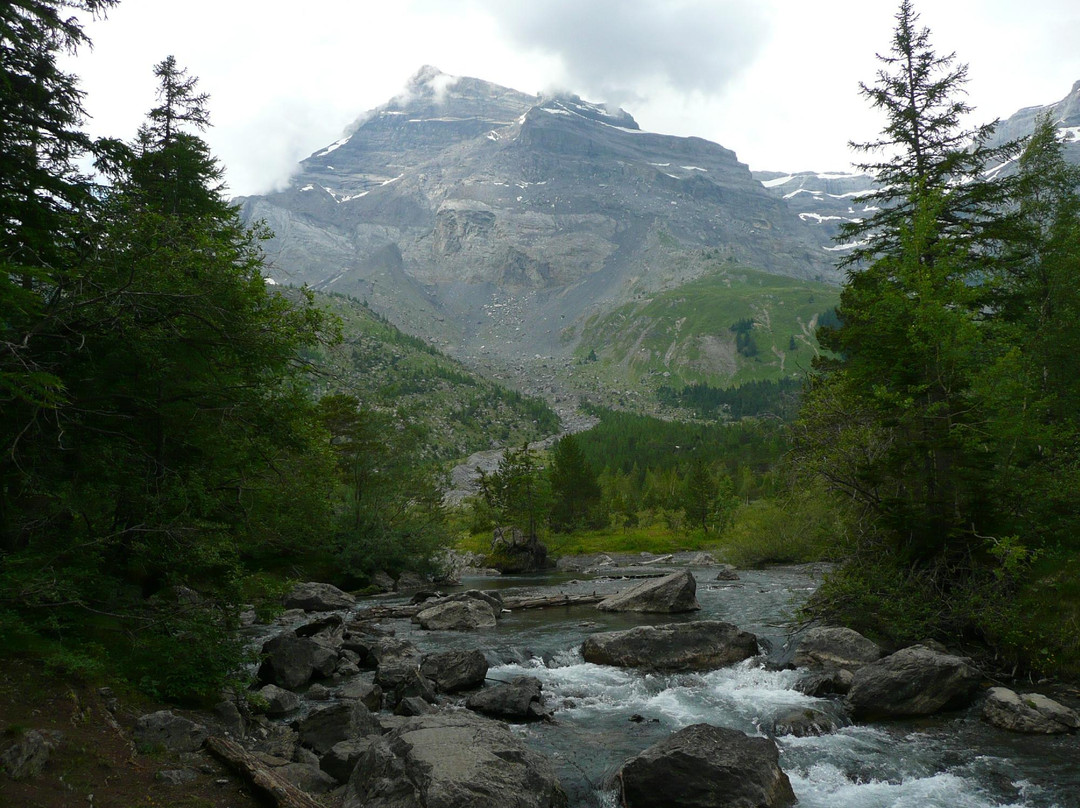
xmin=256 ymin=684 xmax=301 ymax=717
xmin=466 ymin=676 xmax=550 ymax=721
xmin=982 ymin=687 xmax=1080 ymax=734
xmin=597 ymin=570 xmax=700 ymax=613
xmin=278 ymin=761 xmax=340 ymax=794
xmin=297 ymin=700 xmax=381 ymax=755
xmin=284 ymin=581 xmax=356 ymax=612
xmin=322 ymin=738 xmax=378 ymax=784
xmin=258 ymin=634 xmax=338 ymax=690
xmin=134 ymin=711 xmax=208 ymax=753
xmin=338 ymin=677 xmax=384 ymax=711
xmin=420 ymin=648 xmax=490 ymax=693
xmin=847 ymin=644 xmax=981 ymax=718
xmin=1 ymin=729 xmax=64 ymax=780
xmin=793 ymin=626 xmax=882 ymax=671
xmin=582 ymin=621 xmax=758 ymax=671
xmin=415 ymin=599 xmax=498 ymax=631
xmin=344 ymin=711 xmax=567 ymax=808
xmin=615 ymin=723 xmax=796 ymax=808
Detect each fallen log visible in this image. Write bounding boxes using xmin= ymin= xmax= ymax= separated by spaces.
xmin=206 ymin=736 xmax=325 ymax=808
xmin=501 ymin=594 xmax=605 ymax=610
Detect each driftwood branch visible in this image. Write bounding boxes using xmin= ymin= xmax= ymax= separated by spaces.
xmin=350 ymin=593 xmax=606 ymax=622
xmin=206 ymin=736 xmax=326 ymax=808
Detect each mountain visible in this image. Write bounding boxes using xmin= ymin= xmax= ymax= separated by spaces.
xmin=238 ymin=67 xmax=836 ymax=387
xmin=752 ymin=80 xmax=1080 ymax=256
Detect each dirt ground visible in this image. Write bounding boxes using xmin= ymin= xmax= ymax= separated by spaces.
xmin=0 ymin=659 xmax=279 ymax=808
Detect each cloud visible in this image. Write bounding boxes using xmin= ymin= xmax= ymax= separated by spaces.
xmin=473 ymin=0 xmax=769 ymax=105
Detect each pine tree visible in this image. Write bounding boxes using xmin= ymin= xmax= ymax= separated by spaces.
xmin=548 ymin=434 xmax=603 ymax=532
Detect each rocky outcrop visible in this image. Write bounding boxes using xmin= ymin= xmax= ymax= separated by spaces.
xmin=596 ymin=570 xmax=700 ymax=613
xmin=793 ymin=626 xmax=882 ymax=671
xmin=847 ymin=645 xmax=981 ymax=718
xmin=344 ymin=711 xmax=568 ymax=808
xmin=1 ymin=729 xmax=64 ymax=781
xmin=490 ymin=526 xmax=551 ymax=573
xmin=420 ymin=649 xmax=490 ymax=693
xmin=581 ymin=621 xmax=758 ymax=671
xmin=615 ymin=723 xmax=796 ymax=808
xmin=465 ymin=676 xmax=550 ymax=721
xmin=134 ymin=711 xmax=208 ymax=753
xmin=982 ymin=687 xmax=1080 ymax=734
xmin=284 ymin=581 xmax=357 ymax=612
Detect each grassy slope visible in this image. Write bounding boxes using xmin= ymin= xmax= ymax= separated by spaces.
xmin=575 ymin=266 xmax=840 ymax=391
xmin=302 ymin=291 xmax=560 ymax=462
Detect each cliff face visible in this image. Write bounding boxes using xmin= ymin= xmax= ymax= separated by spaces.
xmin=238 ymin=67 xmax=833 ymax=361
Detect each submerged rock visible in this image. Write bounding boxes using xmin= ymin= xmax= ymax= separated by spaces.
xmin=344 ymin=711 xmax=568 ymax=808
xmin=581 ymin=621 xmax=758 ymax=671
xmin=982 ymin=687 xmax=1080 ymax=734
xmin=596 ymin=569 xmax=700 ymax=613
xmin=847 ymin=644 xmax=981 ymax=718
xmin=615 ymin=723 xmax=796 ymax=808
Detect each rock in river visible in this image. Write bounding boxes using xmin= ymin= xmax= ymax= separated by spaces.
xmin=615 ymin=723 xmax=796 ymax=808
xmin=284 ymin=581 xmax=356 ymax=612
xmin=982 ymin=687 xmax=1080 ymax=734
xmin=596 ymin=569 xmax=700 ymax=613
xmin=581 ymin=621 xmax=758 ymax=671
xmin=847 ymin=644 xmax=981 ymax=718
xmin=793 ymin=626 xmax=882 ymax=671
xmin=415 ymin=599 xmax=498 ymax=631
xmin=344 ymin=711 xmax=568 ymax=808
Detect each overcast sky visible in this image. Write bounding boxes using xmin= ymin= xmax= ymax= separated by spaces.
xmin=67 ymin=0 xmax=1080 ymax=196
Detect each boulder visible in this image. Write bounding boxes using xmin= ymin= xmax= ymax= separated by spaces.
xmin=338 ymin=677 xmax=384 ymax=712
xmin=134 ymin=711 xmax=208 ymax=753
xmin=420 ymin=649 xmax=490 ymax=693
xmin=1 ymin=729 xmax=64 ymax=781
xmin=582 ymin=621 xmax=758 ymax=671
xmin=375 ymin=662 xmax=438 ymax=708
xmin=615 ymin=723 xmax=796 ymax=808
xmin=596 ymin=570 xmax=700 ymax=613
xmin=847 ymin=645 xmax=981 ymax=718
xmin=284 ymin=581 xmax=356 ymax=612
xmin=278 ymin=761 xmax=339 ymax=794
xmin=466 ymin=676 xmax=550 ymax=721
xmin=155 ymin=768 xmax=198 ymax=786
xmin=258 ymin=634 xmax=338 ymax=690
xmin=394 ymin=571 xmax=429 ymax=592
xmin=371 ymin=571 xmax=396 ymax=592
xmin=297 ymin=700 xmax=381 ymax=755
xmin=256 ymin=684 xmax=301 ymax=717
xmin=395 ymin=696 xmax=435 ymax=717
xmin=321 ymin=738 xmax=378 ymax=784
xmin=246 ymin=716 xmax=299 ymax=759
xmin=794 ymin=667 xmax=854 ymax=697
xmin=982 ymin=687 xmax=1080 ymax=734
xmin=344 ymin=711 xmax=567 ymax=808
xmin=415 ymin=599 xmax=497 ymax=631
xmin=768 ymin=706 xmax=849 ymax=738
xmin=793 ymin=626 xmax=882 ymax=671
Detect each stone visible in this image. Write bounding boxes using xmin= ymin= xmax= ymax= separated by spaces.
xmin=258 ymin=634 xmax=338 ymax=690
xmin=284 ymin=581 xmax=357 ymax=612
xmin=596 ymin=570 xmax=700 ymax=613
xmin=415 ymin=599 xmax=498 ymax=631
xmin=794 ymin=668 xmax=854 ymax=697
xmin=847 ymin=645 xmax=981 ymax=718
xmin=344 ymin=711 xmax=567 ymax=808
xmin=321 ymin=738 xmax=378 ymax=784
xmin=297 ymin=701 xmax=381 ymax=755
xmin=1 ymin=729 xmax=63 ymax=781
xmin=982 ymin=687 xmax=1080 ymax=734
xmin=714 ymin=564 xmax=740 ymax=581
xmin=395 ymin=696 xmax=435 ymax=717
xmin=793 ymin=626 xmax=882 ymax=671
xmin=247 ymin=716 xmax=298 ymax=759
xmin=420 ymin=649 xmax=490 ymax=693
xmin=465 ymin=676 xmax=550 ymax=721
xmin=155 ymin=768 xmax=199 ymax=786
xmin=256 ymin=684 xmax=301 ymax=717
xmin=337 ymin=677 xmax=384 ymax=712
xmin=582 ymin=621 xmax=758 ymax=671
xmin=371 ymin=570 xmax=396 ymax=592
xmin=213 ymin=699 xmax=246 ymax=738
xmin=278 ymin=762 xmax=339 ymax=794
xmin=394 ymin=571 xmax=429 ymax=592
xmin=615 ymin=724 xmax=796 ymax=808
xmin=134 ymin=711 xmax=208 ymax=753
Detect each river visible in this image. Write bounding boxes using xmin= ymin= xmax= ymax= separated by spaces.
xmin=374 ymin=564 xmax=1079 ymax=808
